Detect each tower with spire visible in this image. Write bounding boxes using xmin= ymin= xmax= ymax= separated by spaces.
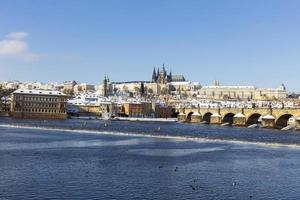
xmin=158 ymin=64 xmax=168 ymax=84
xmin=152 ymin=67 xmax=157 ymax=82
xmin=140 ymin=82 xmax=145 ymax=96
xmin=103 ymin=75 xmax=108 ymax=97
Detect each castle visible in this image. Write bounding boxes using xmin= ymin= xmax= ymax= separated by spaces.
xmin=152 ymin=64 xmax=186 ymax=84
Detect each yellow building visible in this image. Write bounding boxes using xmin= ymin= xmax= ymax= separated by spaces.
xmin=122 ymin=102 xmax=143 ymax=117
xmin=200 ymin=85 xmax=255 ymax=100
xmin=74 ymin=83 xmax=95 ymax=94
xmin=199 ymin=81 xmax=287 ymax=100
xmin=63 ymin=81 xmax=77 ymax=94
xmin=254 ymin=84 xmax=287 ymax=100
xmin=154 ymin=105 xmax=173 ymax=118
xmin=141 ymin=102 xmax=153 ymax=116
xmin=11 ymin=89 xmax=68 ymax=119
xmin=122 ymin=102 xmax=153 ymax=117
xmin=99 ymin=102 xmax=122 ymax=116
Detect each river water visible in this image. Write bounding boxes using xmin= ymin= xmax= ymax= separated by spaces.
xmin=1 ymin=118 xmax=300 ymax=200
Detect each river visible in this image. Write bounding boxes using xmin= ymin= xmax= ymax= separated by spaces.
xmin=1 ymin=118 xmax=300 ymax=199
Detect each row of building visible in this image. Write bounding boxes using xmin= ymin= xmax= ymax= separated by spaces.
xmin=3 ymin=88 xmax=173 ymax=119
xmin=100 ymin=66 xmax=289 ymax=100
xmin=67 ymin=93 xmax=173 ymax=118
xmin=0 ymin=80 xmax=96 ymax=95
xmin=4 ymin=87 xmax=297 ymax=120
xmin=0 ymin=66 xmax=289 ymax=101
xmin=0 ymin=65 xmax=297 ymax=120
xmin=199 ymin=81 xmax=287 ymax=100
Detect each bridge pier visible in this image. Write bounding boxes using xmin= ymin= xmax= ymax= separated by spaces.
xmin=191 ymin=113 xmax=202 ymax=123
xmin=261 ymin=115 xmax=275 ymax=128
xmin=210 ymin=113 xmax=222 ymax=124
xmin=295 ymin=117 xmax=300 ymax=130
xmin=177 ymin=112 xmax=186 ymax=122
xmin=233 ymin=113 xmax=246 ymax=126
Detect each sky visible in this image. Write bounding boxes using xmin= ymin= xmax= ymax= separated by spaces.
xmin=0 ymin=0 xmax=300 ymax=91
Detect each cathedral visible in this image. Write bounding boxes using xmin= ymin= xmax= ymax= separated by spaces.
xmin=151 ymin=65 xmax=186 ymax=84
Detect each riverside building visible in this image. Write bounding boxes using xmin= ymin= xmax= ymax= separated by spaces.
xmin=11 ymin=89 xmax=68 ymax=119
xmin=199 ymin=81 xmax=287 ymax=100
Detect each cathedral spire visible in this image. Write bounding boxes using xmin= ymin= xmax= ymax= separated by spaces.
xmin=162 ymin=64 xmax=166 ymax=77
xmin=152 ymin=67 xmax=157 ymax=82
xmin=168 ymin=69 xmax=172 ymax=82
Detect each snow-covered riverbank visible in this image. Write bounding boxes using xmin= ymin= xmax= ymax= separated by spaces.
xmin=113 ymin=117 xmax=178 ymax=122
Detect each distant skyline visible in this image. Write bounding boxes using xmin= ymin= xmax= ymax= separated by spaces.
xmin=0 ymin=0 xmax=300 ymax=91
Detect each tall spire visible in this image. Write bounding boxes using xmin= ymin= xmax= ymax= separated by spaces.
xmin=168 ymin=69 xmax=172 ymax=82
xmin=162 ymin=64 xmax=166 ymax=77
xmin=152 ymin=67 xmax=157 ymax=82
xmin=103 ymin=75 xmax=108 ymax=97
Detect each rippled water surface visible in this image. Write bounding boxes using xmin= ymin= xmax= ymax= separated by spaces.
xmin=1 ymin=118 xmax=300 ymax=200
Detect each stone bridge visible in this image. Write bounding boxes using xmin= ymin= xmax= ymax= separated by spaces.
xmin=176 ymin=107 xmax=300 ymax=130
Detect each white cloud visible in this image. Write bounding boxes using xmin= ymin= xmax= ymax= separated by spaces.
xmin=61 ymin=54 xmax=79 ymax=61
xmin=21 ymin=53 xmax=43 ymax=61
xmin=0 ymin=31 xmax=78 ymax=62
xmin=0 ymin=32 xmax=44 ymax=61
xmin=6 ymin=32 xmax=29 ymax=40
xmin=0 ymin=39 xmax=28 ymax=55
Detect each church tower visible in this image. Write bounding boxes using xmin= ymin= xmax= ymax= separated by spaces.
xmin=103 ymin=75 xmax=108 ymax=97
xmin=140 ymin=82 xmax=145 ymax=96
xmin=158 ymin=65 xmax=167 ymax=84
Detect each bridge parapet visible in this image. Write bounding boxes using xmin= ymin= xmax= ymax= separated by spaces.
xmin=176 ymin=106 xmax=300 ymax=130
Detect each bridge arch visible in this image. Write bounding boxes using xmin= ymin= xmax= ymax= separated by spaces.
xmin=246 ymin=113 xmax=262 ymax=126
xmin=186 ymin=112 xmax=194 ymax=122
xmin=172 ymin=111 xmax=180 ymax=118
xmin=202 ymin=112 xmax=212 ymax=123
xmin=275 ymin=114 xmax=294 ymax=129
xmin=222 ymin=113 xmax=235 ymax=124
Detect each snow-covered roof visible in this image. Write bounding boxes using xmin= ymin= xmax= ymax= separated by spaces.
xmin=262 ymin=115 xmax=275 ymax=120
xmin=1 ymin=97 xmax=11 ymax=100
xmin=234 ymin=113 xmax=246 ymax=118
xmin=124 ymin=102 xmax=142 ymax=104
xmin=202 ymin=86 xmax=255 ymax=89
xmin=168 ymin=81 xmax=191 ymax=86
xmin=13 ymin=89 xmax=66 ymax=96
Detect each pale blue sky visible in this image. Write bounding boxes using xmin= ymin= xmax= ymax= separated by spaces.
xmin=0 ymin=0 xmax=300 ymax=91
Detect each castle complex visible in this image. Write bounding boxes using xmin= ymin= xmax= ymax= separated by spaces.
xmin=152 ymin=65 xmax=186 ymax=84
